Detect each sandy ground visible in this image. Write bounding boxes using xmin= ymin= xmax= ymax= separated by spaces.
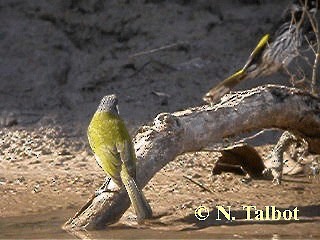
xmin=0 ymin=126 xmax=320 ymax=238
xmin=0 ymin=0 xmax=320 ymax=238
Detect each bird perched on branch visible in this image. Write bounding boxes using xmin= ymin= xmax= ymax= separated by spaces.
xmin=203 ymin=0 xmax=318 ymax=104
xmin=87 ymin=94 xmax=152 ymax=223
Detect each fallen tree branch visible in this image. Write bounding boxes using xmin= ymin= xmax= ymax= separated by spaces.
xmin=63 ymin=85 xmax=320 ymax=231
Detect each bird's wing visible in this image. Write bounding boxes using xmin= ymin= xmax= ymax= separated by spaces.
xmin=95 ymin=144 xmax=122 ymax=184
xmin=116 ymin=140 xmax=137 ymax=179
xmin=203 ymin=68 xmax=246 ymax=104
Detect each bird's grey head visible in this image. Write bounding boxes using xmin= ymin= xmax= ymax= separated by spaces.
xmin=97 ymin=94 xmax=119 ymax=115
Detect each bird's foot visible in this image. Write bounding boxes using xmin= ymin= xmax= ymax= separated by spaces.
xmin=95 ymin=177 xmax=112 ymax=196
xmin=94 ymin=188 xmax=119 ymax=196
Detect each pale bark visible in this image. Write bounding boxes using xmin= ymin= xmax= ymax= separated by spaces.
xmin=63 ymin=85 xmax=320 ymax=231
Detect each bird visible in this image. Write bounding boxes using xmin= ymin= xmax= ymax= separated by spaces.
xmin=87 ymin=94 xmax=152 ymax=223
xmin=203 ymin=0 xmax=318 ymax=104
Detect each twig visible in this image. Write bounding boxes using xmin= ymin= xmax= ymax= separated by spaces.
xmin=288 ymin=1 xmax=320 ymax=94
xmin=303 ymin=0 xmax=319 ymax=95
xmin=305 ymin=34 xmax=317 ymax=55
xmin=129 ymin=41 xmax=188 ymax=58
xmin=129 ymin=60 xmax=177 ymax=78
xmin=183 ymin=175 xmax=214 ymax=194
xmin=295 ymin=1 xmax=307 ymax=30
xmin=215 ymin=162 xmax=247 ymax=175
xmin=129 ymin=61 xmax=152 ymax=78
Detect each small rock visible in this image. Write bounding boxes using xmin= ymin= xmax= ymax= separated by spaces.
xmin=15 ymin=176 xmax=26 ymax=184
xmin=225 ymin=174 xmax=233 ymax=181
xmin=33 ymin=184 xmax=41 ymax=193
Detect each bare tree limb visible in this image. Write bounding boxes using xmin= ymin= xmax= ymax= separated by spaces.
xmin=63 ymin=85 xmax=320 ymax=231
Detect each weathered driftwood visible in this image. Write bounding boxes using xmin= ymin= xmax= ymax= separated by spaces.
xmin=63 ymin=85 xmax=320 ymax=231
xmin=264 ymin=131 xmax=301 ymax=184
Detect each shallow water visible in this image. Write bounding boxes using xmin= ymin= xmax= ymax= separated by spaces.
xmin=0 ymin=212 xmax=70 ymax=239
xmin=0 ymin=214 xmax=221 ymax=239
xmin=0 ymin=210 xmax=319 ymax=239
xmin=0 ymin=213 xmax=218 ymax=239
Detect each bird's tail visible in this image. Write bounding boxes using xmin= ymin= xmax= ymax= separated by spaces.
xmin=203 ymin=69 xmax=247 ymax=104
xmin=120 ymin=169 xmax=153 ymax=223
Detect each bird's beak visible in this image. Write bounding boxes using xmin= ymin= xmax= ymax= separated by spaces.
xmin=116 ymin=105 xmax=120 ymax=115
xmin=202 ymin=68 xmax=247 ymax=104
xmin=242 ymin=34 xmax=270 ymax=71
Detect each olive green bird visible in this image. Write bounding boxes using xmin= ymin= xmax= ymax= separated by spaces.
xmin=87 ymin=94 xmax=152 ymax=223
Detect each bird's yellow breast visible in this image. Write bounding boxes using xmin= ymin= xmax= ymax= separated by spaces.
xmin=87 ymin=112 xmax=131 ymax=152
